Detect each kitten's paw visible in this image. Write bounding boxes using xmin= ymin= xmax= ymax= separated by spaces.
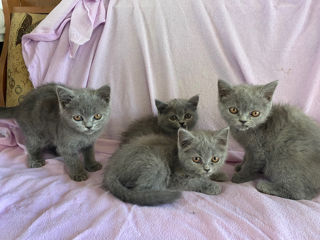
xmin=28 ymin=160 xmax=45 ymax=168
xmin=256 ymin=180 xmax=272 ymax=194
xmin=231 ymin=173 xmax=249 ymax=183
xmin=202 ymin=182 xmax=222 ymax=195
xmin=256 ymin=180 xmax=306 ymax=199
xmin=70 ymin=171 xmax=88 ymax=182
xmin=85 ymin=162 xmax=102 ymax=172
xmin=206 ymin=183 xmax=222 ymax=195
xmin=210 ymin=172 xmax=229 ymax=182
xmin=235 ymin=164 xmax=242 ymax=172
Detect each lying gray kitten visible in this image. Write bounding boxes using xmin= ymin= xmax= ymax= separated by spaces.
xmin=218 ymin=79 xmax=320 ymax=200
xmin=121 ymin=95 xmax=199 ymax=143
xmin=103 ymin=127 xmax=229 ymax=206
xmin=0 ymin=83 xmax=110 ymax=181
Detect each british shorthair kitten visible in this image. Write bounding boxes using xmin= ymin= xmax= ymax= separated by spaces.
xmin=0 ymin=83 xmax=111 ymax=181
xmin=218 ymin=79 xmax=320 ymax=199
xmin=103 ymin=127 xmax=229 ymax=206
xmin=121 ymin=95 xmax=199 ymax=143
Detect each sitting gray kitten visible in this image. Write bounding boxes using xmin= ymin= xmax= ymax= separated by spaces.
xmin=218 ymin=79 xmax=320 ymax=200
xmin=103 ymin=127 xmax=229 ymax=206
xmin=0 ymin=83 xmax=111 ymax=181
xmin=121 ymin=95 xmax=199 ymax=143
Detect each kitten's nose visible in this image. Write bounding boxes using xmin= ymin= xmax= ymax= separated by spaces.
xmin=179 ymin=122 xmax=186 ymax=129
xmin=86 ymin=126 xmax=92 ymax=129
xmin=204 ymin=167 xmax=210 ymax=172
xmin=239 ymin=120 xmax=247 ymax=124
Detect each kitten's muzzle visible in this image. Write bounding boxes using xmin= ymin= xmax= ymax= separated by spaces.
xmin=236 ymin=124 xmax=250 ymax=131
xmin=179 ymin=122 xmax=187 ymax=128
xmin=236 ymin=120 xmax=250 ymax=131
xmin=203 ymin=166 xmax=210 ymax=172
xmin=85 ymin=128 xmax=95 ymax=135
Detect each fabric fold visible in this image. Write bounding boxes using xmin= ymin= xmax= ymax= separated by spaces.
xmin=22 ymin=0 xmax=106 ymax=64
xmin=0 ymin=120 xmax=25 ymax=151
xmin=69 ymin=0 xmax=106 ymax=57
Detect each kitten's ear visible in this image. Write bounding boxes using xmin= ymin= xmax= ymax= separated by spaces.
xmin=215 ymin=127 xmax=229 ymax=147
xmin=155 ymin=99 xmax=168 ymax=114
xmin=261 ymin=81 xmax=278 ymax=101
xmin=188 ymin=95 xmax=199 ymax=110
xmin=218 ymin=79 xmax=233 ymax=99
xmin=97 ymin=85 xmax=111 ymax=103
xmin=178 ymin=128 xmax=195 ymax=150
xmin=56 ymin=86 xmax=75 ymax=108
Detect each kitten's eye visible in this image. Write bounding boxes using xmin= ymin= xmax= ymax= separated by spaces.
xmin=211 ymin=156 xmax=220 ymax=163
xmin=94 ymin=113 xmax=102 ymax=120
xmin=184 ymin=113 xmax=192 ymax=120
xmin=73 ymin=115 xmax=83 ymax=121
xmin=229 ymin=107 xmax=238 ymax=114
xmin=251 ymin=111 xmax=260 ymax=117
xmin=169 ymin=115 xmax=178 ymax=121
xmin=192 ymin=157 xmax=202 ymax=163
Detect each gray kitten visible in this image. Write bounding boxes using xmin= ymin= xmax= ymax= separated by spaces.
xmin=0 ymin=83 xmax=111 ymax=181
xmin=121 ymin=95 xmax=199 ymax=143
xmin=103 ymin=127 xmax=229 ymax=206
xmin=218 ymin=79 xmax=320 ymax=199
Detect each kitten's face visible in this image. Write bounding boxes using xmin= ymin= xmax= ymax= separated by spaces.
xmin=155 ymin=95 xmax=199 ymax=134
xmin=57 ymin=85 xmax=111 ymax=135
xmin=217 ymin=80 xmax=278 ymax=131
xmin=177 ymin=128 xmax=229 ymax=176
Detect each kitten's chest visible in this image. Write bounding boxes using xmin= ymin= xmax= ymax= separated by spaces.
xmin=56 ymin=129 xmax=99 ymax=149
xmin=232 ymin=128 xmax=274 ymax=158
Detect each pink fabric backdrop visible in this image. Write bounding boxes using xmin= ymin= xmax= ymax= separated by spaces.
xmin=0 ymin=0 xmax=319 ymax=239
xmin=22 ymin=0 xmax=320 ymax=151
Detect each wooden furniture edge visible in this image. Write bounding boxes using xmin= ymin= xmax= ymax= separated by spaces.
xmin=0 ymin=0 xmax=10 ymax=106
xmin=0 ymin=0 xmax=56 ymax=106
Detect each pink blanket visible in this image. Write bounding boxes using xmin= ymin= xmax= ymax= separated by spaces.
xmin=0 ymin=134 xmax=319 ymax=239
xmin=0 ymin=0 xmax=320 ymax=239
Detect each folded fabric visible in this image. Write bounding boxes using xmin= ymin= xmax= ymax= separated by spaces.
xmin=0 ymin=120 xmax=25 ymax=151
xmin=22 ymin=0 xmax=106 ymax=59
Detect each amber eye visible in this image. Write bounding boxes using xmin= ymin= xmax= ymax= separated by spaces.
xmin=229 ymin=107 xmax=238 ymax=114
xmin=184 ymin=113 xmax=192 ymax=120
xmin=94 ymin=113 xmax=102 ymax=120
xmin=211 ymin=156 xmax=220 ymax=163
xmin=192 ymin=157 xmax=202 ymax=163
xmin=251 ymin=111 xmax=260 ymax=117
xmin=169 ymin=115 xmax=178 ymax=121
xmin=73 ymin=115 xmax=83 ymax=121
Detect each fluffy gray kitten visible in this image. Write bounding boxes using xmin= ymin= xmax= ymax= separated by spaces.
xmin=0 ymin=83 xmax=111 ymax=181
xmin=218 ymin=79 xmax=320 ymax=200
xmin=121 ymin=95 xmax=199 ymax=143
xmin=103 ymin=127 xmax=229 ymax=206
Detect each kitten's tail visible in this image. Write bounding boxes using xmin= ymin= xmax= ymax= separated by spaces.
xmin=0 ymin=107 xmax=18 ymax=119
xmin=103 ymin=173 xmax=181 ymax=206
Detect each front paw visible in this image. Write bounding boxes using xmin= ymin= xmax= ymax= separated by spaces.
xmin=85 ymin=162 xmax=102 ymax=172
xmin=203 ymin=182 xmax=222 ymax=195
xmin=231 ymin=173 xmax=249 ymax=183
xmin=70 ymin=170 xmax=88 ymax=182
xmin=210 ymin=172 xmax=229 ymax=182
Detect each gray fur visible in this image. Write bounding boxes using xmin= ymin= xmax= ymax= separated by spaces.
xmin=218 ymin=79 xmax=320 ymax=199
xmin=121 ymin=95 xmax=199 ymax=143
xmin=0 ymin=83 xmax=111 ymax=181
xmin=103 ymin=128 xmax=229 ymax=206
